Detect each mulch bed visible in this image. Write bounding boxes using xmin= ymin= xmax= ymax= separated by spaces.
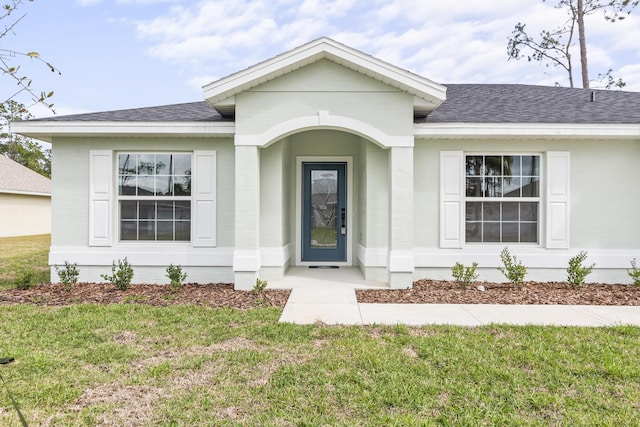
xmin=2 ymin=280 xmax=639 ymax=308
xmin=0 ymin=283 xmax=291 ymax=310
xmin=356 ymin=279 xmax=640 ymax=305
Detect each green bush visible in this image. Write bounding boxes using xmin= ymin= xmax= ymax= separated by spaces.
xmin=498 ymin=247 xmax=527 ymax=287
xmin=627 ymin=258 xmax=640 ymax=286
xmin=166 ymin=264 xmax=187 ymax=292
xmin=451 ymin=262 xmax=479 ymax=289
xmin=55 ymin=261 xmax=79 ymax=291
xmin=567 ymin=251 xmax=595 ymax=288
xmin=253 ymin=278 xmax=268 ymax=295
xmin=101 ymin=258 xmax=134 ymax=291
xmin=14 ymin=271 xmax=35 ymax=290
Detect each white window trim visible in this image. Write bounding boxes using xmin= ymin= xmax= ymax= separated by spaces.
xmin=440 ymin=150 xmax=570 ymax=249
xmin=463 ymin=152 xmax=542 ymax=245
xmin=116 ymin=152 xmax=193 ymax=243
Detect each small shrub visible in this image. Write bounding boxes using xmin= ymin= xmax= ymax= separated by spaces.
xmin=55 ymin=261 xmax=79 ymax=291
xmin=451 ymin=262 xmax=479 ymax=289
xmin=14 ymin=271 xmax=35 ymax=290
xmin=628 ymin=258 xmax=640 ymax=286
xmin=567 ymin=251 xmax=595 ymax=288
xmin=253 ymin=278 xmax=268 ymax=295
xmin=166 ymin=264 xmax=187 ymax=292
xmin=498 ymin=247 xmax=527 ymax=287
xmin=101 ymin=258 xmax=134 ymax=291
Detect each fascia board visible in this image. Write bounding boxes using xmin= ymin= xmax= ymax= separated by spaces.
xmin=11 ymin=121 xmax=236 ymax=141
xmin=203 ymin=37 xmax=446 ymax=107
xmin=414 ymin=122 xmax=640 ymax=139
xmin=0 ymin=189 xmax=50 ymax=197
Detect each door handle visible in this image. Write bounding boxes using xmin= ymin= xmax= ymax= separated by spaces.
xmin=340 ymin=208 xmax=346 ymax=235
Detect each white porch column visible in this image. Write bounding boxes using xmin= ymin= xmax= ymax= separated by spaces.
xmin=388 ymin=145 xmax=415 ymax=288
xmin=233 ymin=143 xmax=261 ymax=290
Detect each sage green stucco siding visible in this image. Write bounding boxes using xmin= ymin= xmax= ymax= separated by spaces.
xmin=50 ymin=137 xmax=235 ymax=248
xmin=235 ymin=59 xmax=414 ymax=139
xmin=414 ymin=138 xmax=640 ymax=249
xmin=260 ymin=138 xmax=291 ymax=247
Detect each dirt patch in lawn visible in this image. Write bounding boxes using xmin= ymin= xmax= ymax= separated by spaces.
xmin=356 ymin=279 xmax=640 ymax=305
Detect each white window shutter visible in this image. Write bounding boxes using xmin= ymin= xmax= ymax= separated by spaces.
xmin=192 ymin=151 xmax=217 ymax=247
xmin=546 ymin=151 xmax=570 ymax=248
xmin=440 ymin=151 xmax=464 ymax=248
xmin=89 ymin=150 xmax=113 ymax=246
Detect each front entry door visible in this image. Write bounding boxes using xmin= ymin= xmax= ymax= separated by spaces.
xmin=302 ymin=162 xmax=347 ymax=262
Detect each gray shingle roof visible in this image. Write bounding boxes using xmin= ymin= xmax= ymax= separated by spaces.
xmin=24 ymin=84 xmax=640 ymax=125
xmin=32 ymin=101 xmax=226 ymax=122
xmin=0 ymin=155 xmax=51 ymax=195
xmin=425 ymin=84 xmax=640 ymax=124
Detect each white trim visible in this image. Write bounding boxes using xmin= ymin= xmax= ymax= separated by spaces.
xmin=235 ymin=112 xmax=413 ymax=149
xmin=192 ymin=151 xmax=217 ymax=247
xmin=546 ymin=151 xmax=570 ymax=249
xmin=295 ymin=156 xmax=353 ymax=267
xmin=439 ymin=151 xmax=464 ymax=248
xmin=89 ymin=150 xmax=113 ymax=247
xmin=0 ymin=189 xmax=50 ymax=197
xmin=204 ymin=37 xmax=446 ymax=110
xmin=388 ymin=249 xmax=415 ymax=272
xmin=11 ymin=121 xmax=235 ymax=142
xmin=415 ymin=122 xmax=640 ymax=139
xmin=49 ymin=246 xmax=234 ymax=266
xmin=357 ymin=244 xmax=388 ymax=267
xmin=233 ymin=249 xmax=261 ymax=271
xmin=260 ymin=244 xmax=291 ymax=267
xmin=414 ymin=247 xmax=640 ymax=269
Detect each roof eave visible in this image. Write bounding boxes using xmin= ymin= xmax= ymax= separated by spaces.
xmin=11 ymin=121 xmax=236 ymax=142
xmin=0 ymin=189 xmax=50 ymax=197
xmin=414 ymin=122 xmax=640 ymax=139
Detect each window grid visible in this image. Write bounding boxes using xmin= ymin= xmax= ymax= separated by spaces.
xmin=465 ymin=155 xmax=541 ymax=244
xmin=118 ymin=153 xmax=192 ymax=242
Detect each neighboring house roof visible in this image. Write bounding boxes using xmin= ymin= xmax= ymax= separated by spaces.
xmin=0 ymin=155 xmax=51 ymax=196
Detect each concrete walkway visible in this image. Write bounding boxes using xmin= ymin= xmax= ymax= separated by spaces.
xmin=272 ymin=267 xmax=640 ymax=327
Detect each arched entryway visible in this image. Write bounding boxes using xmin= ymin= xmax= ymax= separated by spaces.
xmin=233 ymin=112 xmax=415 ymax=290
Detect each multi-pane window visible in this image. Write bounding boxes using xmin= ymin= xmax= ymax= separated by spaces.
xmin=118 ymin=153 xmax=192 ymax=241
xmin=465 ymin=155 xmax=540 ymax=243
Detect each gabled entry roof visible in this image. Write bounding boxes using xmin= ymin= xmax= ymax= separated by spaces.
xmin=202 ymin=37 xmax=447 ymax=117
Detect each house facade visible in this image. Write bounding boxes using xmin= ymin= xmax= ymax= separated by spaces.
xmin=0 ymin=155 xmax=51 ymax=237
xmin=13 ymin=38 xmax=640 ymax=288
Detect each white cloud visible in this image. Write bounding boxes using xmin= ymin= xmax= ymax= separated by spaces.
xmin=128 ymin=0 xmax=640 ymax=90
xmin=76 ymin=0 xmax=102 ymax=5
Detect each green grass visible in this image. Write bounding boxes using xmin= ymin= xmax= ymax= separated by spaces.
xmin=1 ymin=235 xmax=640 ymax=425
xmin=0 ymin=234 xmax=50 ymax=289
xmin=1 ymin=305 xmax=639 ymax=426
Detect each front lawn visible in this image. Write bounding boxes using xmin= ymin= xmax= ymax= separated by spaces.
xmin=0 ymin=234 xmax=50 ymax=289
xmin=1 ymin=304 xmax=639 ymax=426
xmin=1 ymin=234 xmax=639 ymax=425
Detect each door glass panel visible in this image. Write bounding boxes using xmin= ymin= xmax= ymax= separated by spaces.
xmin=310 ymin=169 xmax=338 ymax=249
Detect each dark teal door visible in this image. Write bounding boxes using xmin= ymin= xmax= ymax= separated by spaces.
xmin=302 ymin=162 xmax=347 ymax=262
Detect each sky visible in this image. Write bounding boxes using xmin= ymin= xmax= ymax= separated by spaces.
xmin=2 ymin=0 xmax=640 ymax=119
